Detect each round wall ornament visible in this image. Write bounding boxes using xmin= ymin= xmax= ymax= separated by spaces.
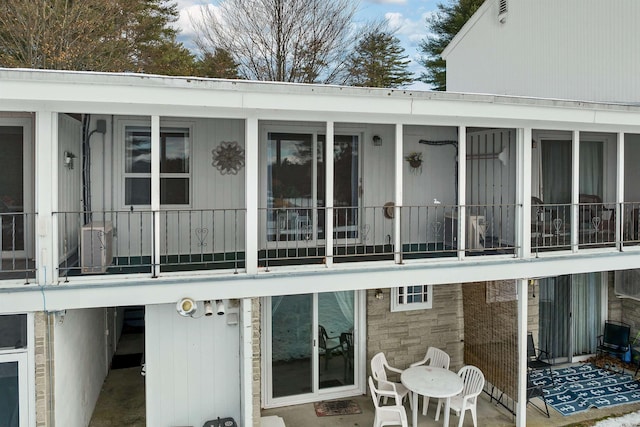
xmin=212 ymin=141 xmax=245 ymax=175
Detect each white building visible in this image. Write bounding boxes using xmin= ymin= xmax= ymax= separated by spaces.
xmin=1 ymin=66 xmax=640 ymax=427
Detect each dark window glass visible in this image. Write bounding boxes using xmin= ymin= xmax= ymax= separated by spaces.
xmin=160 ymin=178 xmax=189 ymax=205
xmin=0 ymin=314 xmax=27 ymax=349
xmin=125 ymin=178 xmax=151 ymax=205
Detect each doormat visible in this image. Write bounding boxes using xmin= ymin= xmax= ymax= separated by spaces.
xmin=314 ymin=400 xmax=362 ymax=417
xmin=111 ymin=353 xmax=143 ymax=369
xmin=530 ymin=363 xmax=640 ymax=416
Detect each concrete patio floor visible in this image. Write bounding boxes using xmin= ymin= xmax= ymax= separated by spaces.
xmin=261 ymin=392 xmax=640 ymax=427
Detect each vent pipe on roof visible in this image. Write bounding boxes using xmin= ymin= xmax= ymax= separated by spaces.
xmin=498 ymin=0 xmax=508 ymax=23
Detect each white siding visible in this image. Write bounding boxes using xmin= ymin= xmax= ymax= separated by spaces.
xmin=54 ymin=308 xmax=108 ymax=427
xmin=445 ymin=0 xmax=640 ymax=103
xmin=57 ymin=114 xmax=82 ymax=262
xmin=145 ymin=302 xmax=241 ymax=427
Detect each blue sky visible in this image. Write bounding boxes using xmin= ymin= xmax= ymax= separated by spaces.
xmin=175 ymin=0 xmax=440 ymax=85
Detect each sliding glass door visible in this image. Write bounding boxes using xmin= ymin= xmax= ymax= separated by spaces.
xmin=539 ymin=273 xmax=603 ymax=362
xmin=264 ymin=291 xmax=362 ymax=407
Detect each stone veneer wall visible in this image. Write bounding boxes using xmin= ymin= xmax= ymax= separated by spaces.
xmin=366 ymin=285 xmax=465 ymax=375
xmin=252 ymin=298 xmax=261 ymax=427
xmin=34 ymin=312 xmax=53 ymax=427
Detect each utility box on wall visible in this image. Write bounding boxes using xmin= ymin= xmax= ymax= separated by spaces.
xmin=81 ymin=221 xmax=113 ymax=273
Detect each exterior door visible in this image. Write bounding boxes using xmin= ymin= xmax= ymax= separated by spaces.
xmin=263 ymin=291 xmax=363 ymax=408
xmin=0 ymin=353 xmax=28 ymax=427
xmin=539 ymin=273 xmax=603 ymax=362
xmin=0 ymin=121 xmax=32 ymax=259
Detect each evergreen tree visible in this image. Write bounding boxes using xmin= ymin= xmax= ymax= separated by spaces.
xmin=418 ymin=0 xmax=485 ymax=90
xmin=195 ymin=49 xmax=240 ymax=79
xmin=345 ymin=29 xmax=413 ymax=88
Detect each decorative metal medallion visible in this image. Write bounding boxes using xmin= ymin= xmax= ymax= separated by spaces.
xmin=212 ymin=141 xmax=245 ymax=175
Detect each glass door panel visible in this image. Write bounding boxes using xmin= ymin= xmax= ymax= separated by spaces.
xmin=0 ymin=361 xmax=19 ymax=427
xmin=267 ymin=133 xmax=314 ymax=242
xmin=271 ymin=294 xmax=313 ymax=398
xmin=0 ymin=126 xmax=25 ymax=254
xmin=318 ymin=291 xmax=355 ymax=389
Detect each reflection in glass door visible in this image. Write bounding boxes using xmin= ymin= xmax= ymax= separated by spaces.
xmin=0 ymin=354 xmax=27 ymax=427
xmin=0 ymin=126 xmax=25 ymax=256
xmin=266 ymin=291 xmax=360 ymax=407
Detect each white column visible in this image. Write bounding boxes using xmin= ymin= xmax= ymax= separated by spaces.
xmin=458 ymin=126 xmax=467 ymax=259
xmin=520 ymin=128 xmax=532 ymax=258
xmin=325 ymin=122 xmax=334 ymax=267
xmin=394 ymin=123 xmax=403 ymax=264
xmin=35 ymin=111 xmax=59 ymax=285
xmin=516 ymin=279 xmax=528 ymax=427
xmin=239 ymin=298 xmax=254 ymax=427
xmin=151 ymin=116 xmax=160 ymax=277
xmin=616 ymin=132 xmax=625 ymax=249
xmin=571 ymin=130 xmax=580 ymax=252
xmin=245 ymin=117 xmax=259 ymax=274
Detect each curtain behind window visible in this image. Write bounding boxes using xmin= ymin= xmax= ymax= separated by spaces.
xmin=579 ymin=141 xmax=603 ymax=198
xmin=542 ymin=140 xmax=571 ymax=203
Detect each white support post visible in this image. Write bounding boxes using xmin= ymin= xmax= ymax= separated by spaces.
xmin=520 ymin=128 xmax=532 ymax=258
xmin=239 ymin=298 xmax=254 ymax=427
xmin=616 ymin=132 xmax=624 ymax=249
xmin=394 ymin=123 xmax=403 ymax=264
xmin=245 ymin=117 xmax=259 ymax=274
xmin=35 ymin=112 xmax=59 ymax=285
xmin=151 ymin=116 xmax=160 ymax=277
xmin=571 ymin=130 xmax=580 ymax=252
xmin=516 ymin=278 xmax=528 ymax=427
xmin=325 ymin=122 xmax=334 ymax=267
xmin=458 ymin=126 xmax=467 ymax=259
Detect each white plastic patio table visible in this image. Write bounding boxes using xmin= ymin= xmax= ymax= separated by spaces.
xmin=400 ymin=366 xmax=464 ymax=427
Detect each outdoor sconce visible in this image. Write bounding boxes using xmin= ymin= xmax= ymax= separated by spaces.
xmin=176 ymin=297 xmax=197 ymax=317
xmin=204 ymin=300 xmax=214 ymax=317
xmin=375 ymin=289 xmax=384 ymax=300
xmin=372 ymin=135 xmax=382 ymax=147
xmin=64 ymin=151 xmax=76 ymax=169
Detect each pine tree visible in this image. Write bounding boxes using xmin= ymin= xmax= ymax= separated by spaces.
xmin=345 ymin=30 xmax=413 ymax=88
xmin=418 ymin=0 xmax=485 ymax=90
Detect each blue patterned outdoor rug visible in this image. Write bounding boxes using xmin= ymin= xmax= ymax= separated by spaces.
xmin=529 ymin=363 xmax=640 ymax=416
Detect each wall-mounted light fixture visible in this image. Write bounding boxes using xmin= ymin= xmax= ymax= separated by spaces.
xmin=215 ymin=299 xmax=225 ymax=316
xmin=372 ymin=135 xmax=382 ymax=147
xmin=204 ymin=300 xmax=214 ymax=317
xmin=375 ymin=289 xmax=384 ymax=300
xmin=64 ymin=151 xmax=76 ymax=170
xmin=176 ymin=297 xmax=197 ymax=317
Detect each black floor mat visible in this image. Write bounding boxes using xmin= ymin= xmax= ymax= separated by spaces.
xmin=111 ymin=353 xmax=143 ymax=369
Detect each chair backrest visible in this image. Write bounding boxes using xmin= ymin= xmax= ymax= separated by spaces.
xmin=340 ymin=332 xmax=353 ymax=356
xmin=371 ymin=352 xmax=389 ymax=382
xmin=458 ymin=365 xmax=485 ymax=400
xmin=527 ymin=333 xmax=537 ymax=359
xmin=318 ymin=325 xmax=328 ymax=350
xmin=603 ymin=321 xmax=631 ymax=350
xmin=425 ymin=347 xmax=450 ymax=370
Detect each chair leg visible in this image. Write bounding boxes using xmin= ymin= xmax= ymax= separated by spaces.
xmin=471 ymin=406 xmax=478 ymax=427
xmin=457 ymin=409 xmax=466 ymax=427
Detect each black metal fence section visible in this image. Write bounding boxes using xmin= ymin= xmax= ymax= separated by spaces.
xmin=465 ymin=204 xmax=518 ymax=255
xmin=0 ymin=211 xmax=36 ymax=281
xmin=332 ymin=205 xmax=395 ymax=262
xmin=159 ymin=208 xmax=245 ymax=272
xmin=531 ymin=203 xmax=572 ymax=252
xmin=622 ymin=202 xmax=640 ymax=247
xmin=56 ymin=210 xmax=154 ymax=278
xmin=577 ymin=201 xmax=616 ymax=248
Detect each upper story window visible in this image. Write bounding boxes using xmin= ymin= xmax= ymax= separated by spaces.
xmin=0 ymin=314 xmax=27 ymax=350
xmin=124 ymin=126 xmax=191 ymax=206
xmin=391 ymin=285 xmax=433 ymax=312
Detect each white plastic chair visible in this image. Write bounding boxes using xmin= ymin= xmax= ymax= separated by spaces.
xmin=436 ymin=365 xmax=485 ymax=427
xmin=370 ymin=352 xmax=411 ymax=408
xmin=369 ymin=376 xmax=408 ymax=427
xmin=410 ymin=347 xmax=450 ymax=415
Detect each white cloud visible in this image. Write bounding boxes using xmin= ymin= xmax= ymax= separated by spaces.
xmin=384 ymin=11 xmax=431 ymax=48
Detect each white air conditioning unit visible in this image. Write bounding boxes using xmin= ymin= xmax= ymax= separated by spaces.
xmin=443 ymin=212 xmax=486 ymax=249
xmin=467 ymin=215 xmax=486 ymax=249
xmin=81 ymin=221 xmax=113 ymax=273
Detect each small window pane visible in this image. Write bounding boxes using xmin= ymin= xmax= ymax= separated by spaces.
xmin=0 ymin=314 xmax=27 ymax=349
xmin=0 ymin=361 xmax=19 ymax=426
xmin=125 ymin=178 xmax=151 ymax=205
xmin=161 ymin=178 xmax=189 ymax=205
xmin=161 ymin=129 xmax=189 ymax=173
xmin=125 ymin=128 xmax=151 ymax=173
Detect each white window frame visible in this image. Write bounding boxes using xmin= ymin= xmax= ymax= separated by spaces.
xmin=391 ymin=285 xmax=433 ymax=312
xmin=118 ymin=118 xmax=193 ymax=208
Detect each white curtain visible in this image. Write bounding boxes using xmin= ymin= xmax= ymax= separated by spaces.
xmin=334 ymin=291 xmax=354 ymax=330
xmin=572 ymin=273 xmax=602 ymax=355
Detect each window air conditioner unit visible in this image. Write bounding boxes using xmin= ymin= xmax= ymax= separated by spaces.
xmin=81 ymin=221 xmax=113 ymax=273
xmin=443 ymin=212 xmax=486 ymax=249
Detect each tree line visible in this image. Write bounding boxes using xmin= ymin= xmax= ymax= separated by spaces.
xmin=0 ymin=0 xmax=482 ymax=90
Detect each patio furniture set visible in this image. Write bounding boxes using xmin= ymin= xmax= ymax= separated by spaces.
xmin=369 ymin=348 xmax=485 ymax=427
